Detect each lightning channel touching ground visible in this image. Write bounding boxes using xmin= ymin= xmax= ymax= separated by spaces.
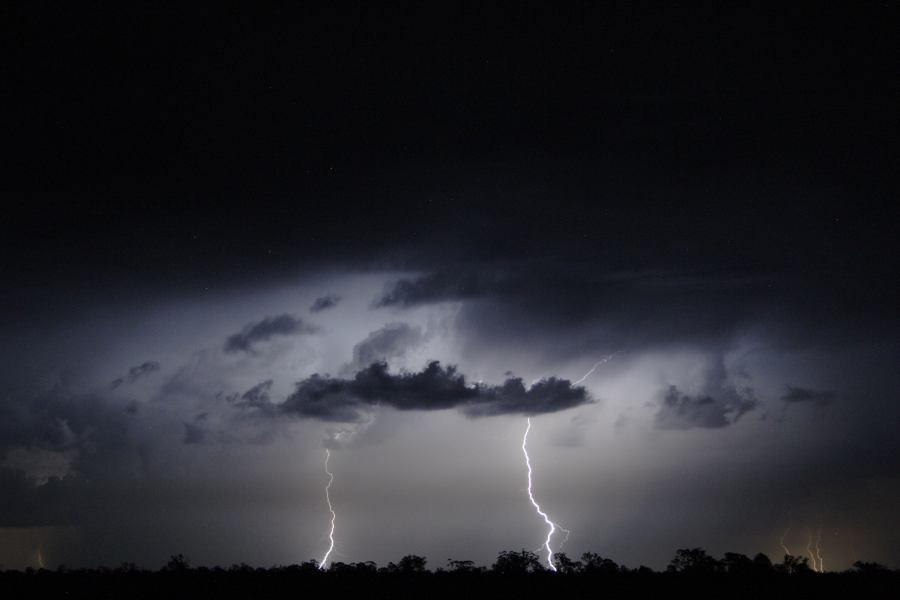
xmin=814 ymin=527 xmax=824 ymax=573
xmin=779 ymin=526 xmax=792 ymax=557
xmin=318 ymin=449 xmax=336 ymax=570
xmin=805 ymin=528 xmax=819 ymax=573
xmin=522 ymin=417 xmax=565 ymax=572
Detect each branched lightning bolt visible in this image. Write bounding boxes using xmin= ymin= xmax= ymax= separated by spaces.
xmin=519 ymin=351 xmax=612 ymax=563
xmin=318 ymin=449 xmax=336 ymax=570
xmin=523 ymin=417 xmax=564 ymax=572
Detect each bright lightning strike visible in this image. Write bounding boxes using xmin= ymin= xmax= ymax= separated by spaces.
xmin=522 ymin=417 xmax=565 ymax=572
xmin=318 ymin=449 xmax=336 ymax=570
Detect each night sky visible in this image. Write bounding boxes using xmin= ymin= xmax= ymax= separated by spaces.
xmin=3 ymin=4 xmax=898 ymax=571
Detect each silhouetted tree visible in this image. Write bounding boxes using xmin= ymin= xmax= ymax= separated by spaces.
xmin=115 ymin=562 xmax=139 ymax=574
xmin=447 ymin=559 xmax=482 ymax=574
xmin=777 ymin=554 xmax=812 ymax=575
xmin=552 ymin=552 xmax=581 ymax=574
xmin=580 ymin=552 xmax=620 ymax=575
xmin=721 ymin=552 xmax=753 ymax=574
xmin=667 ymin=548 xmax=719 ymax=574
xmin=162 ymin=554 xmax=190 ymax=572
xmin=353 ymin=561 xmax=378 ymax=574
xmin=386 ymin=555 xmax=427 ymax=574
xmin=228 ymin=562 xmax=254 ymax=573
xmin=328 ymin=561 xmax=352 ymax=574
xmin=852 ymin=561 xmax=890 ymax=574
xmin=333 ymin=561 xmax=373 ymax=574
xmin=276 ymin=561 xmax=320 ymax=574
xmin=299 ymin=559 xmax=321 ymax=573
xmin=752 ymin=553 xmax=773 ymax=572
xmin=492 ymin=550 xmax=544 ymax=574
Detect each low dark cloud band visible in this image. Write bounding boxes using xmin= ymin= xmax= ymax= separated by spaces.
xmin=271 ymin=361 xmax=591 ymax=423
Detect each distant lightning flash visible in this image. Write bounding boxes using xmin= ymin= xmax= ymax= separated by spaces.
xmin=805 ymin=528 xmax=824 ymax=573
xmin=522 ymin=417 xmax=565 ymax=572
xmin=779 ymin=526 xmax=792 ymax=557
xmin=805 ymin=529 xmax=815 ymax=571
xmin=318 ymin=449 xmax=336 ymax=570
xmin=573 ymin=352 xmax=619 ymax=386
xmin=814 ymin=527 xmax=824 ymax=573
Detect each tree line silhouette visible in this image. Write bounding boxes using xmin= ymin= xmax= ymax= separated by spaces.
xmin=3 ymin=548 xmax=896 ymax=599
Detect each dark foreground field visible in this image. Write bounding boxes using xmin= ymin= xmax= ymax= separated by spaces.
xmin=3 ymin=550 xmax=897 ymax=599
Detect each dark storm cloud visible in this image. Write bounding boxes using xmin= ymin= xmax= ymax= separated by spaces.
xmin=780 ymin=385 xmax=836 ymax=406
xmin=110 ymin=361 xmax=161 ymax=389
xmin=348 ymin=323 xmax=424 ymax=372
xmin=372 ymin=266 xmax=790 ymax=359
xmin=0 ymin=385 xmax=173 ymax=529
xmin=374 ymin=270 xmax=508 ymax=308
xmin=0 ymin=388 xmax=134 ymax=459
xmin=654 ymin=384 xmax=758 ymax=430
xmin=372 ymin=261 xmax=895 ymax=381
xmin=310 ymin=294 xmax=341 ymax=313
xmin=229 ymin=380 xmax=279 ymax=423
xmin=0 ymin=468 xmax=82 ymax=527
xmin=462 ymin=376 xmax=590 ymax=418
xmin=373 ymin=268 xmax=767 ymax=311
xmin=237 ymin=380 xmax=274 ymax=410
xmin=223 ymin=314 xmax=316 ymax=354
xmin=651 ymin=348 xmax=760 ymax=432
xmin=653 ymin=348 xmax=762 ymax=432
xmin=279 ymin=361 xmax=591 ymax=423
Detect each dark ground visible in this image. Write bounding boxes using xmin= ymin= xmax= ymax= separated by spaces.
xmin=3 ymin=550 xmax=897 ymax=599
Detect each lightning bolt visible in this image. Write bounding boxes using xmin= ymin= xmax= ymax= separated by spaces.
xmin=779 ymin=526 xmax=792 ymax=557
xmin=518 ymin=351 xmax=612 ymax=563
xmin=572 ymin=352 xmax=619 ymax=386
xmin=522 ymin=417 xmax=566 ymax=572
xmin=318 ymin=449 xmax=336 ymax=570
xmin=805 ymin=528 xmax=820 ymax=573
xmin=37 ymin=548 xmax=45 ymax=570
xmin=814 ymin=527 xmax=824 ymax=573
